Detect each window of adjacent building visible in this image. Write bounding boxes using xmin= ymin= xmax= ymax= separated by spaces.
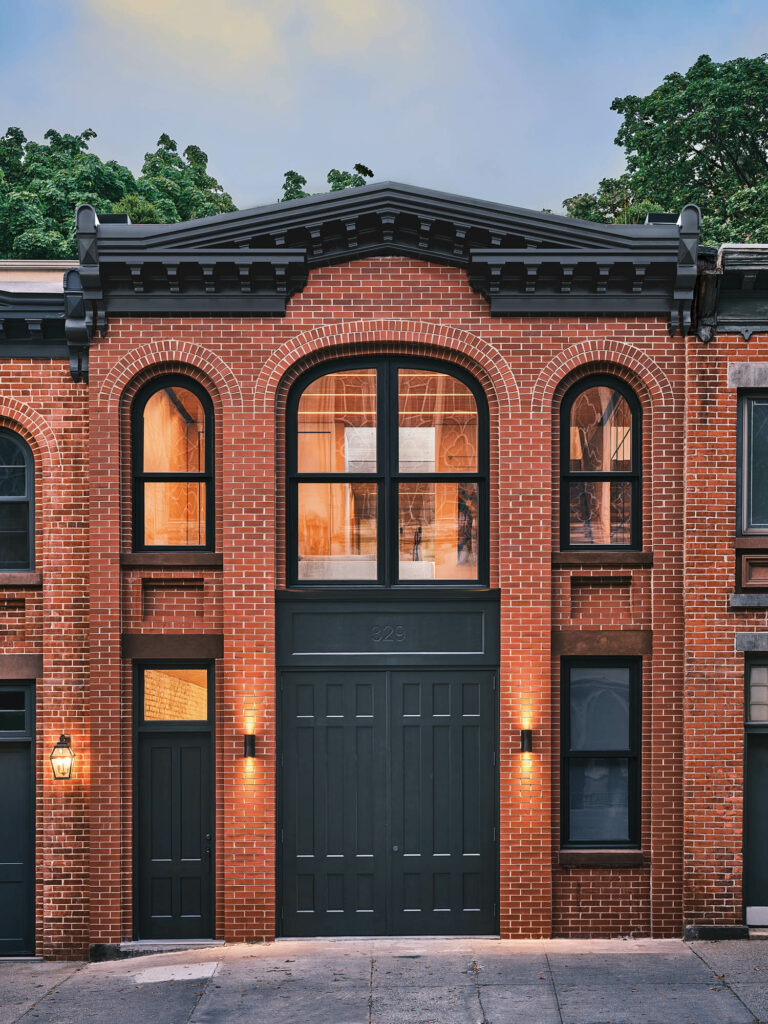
xmin=747 ymin=662 xmax=768 ymax=723
xmin=0 ymin=430 xmax=34 ymax=571
xmin=288 ymin=359 xmax=487 ymax=585
xmin=141 ymin=665 xmax=210 ymax=722
xmin=132 ymin=377 xmax=214 ymax=550
xmin=561 ymin=658 xmax=641 ymax=847
xmin=740 ymin=394 xmax=768 ymax=534
xmin=561 ymin=377 xmax=641 ymax=549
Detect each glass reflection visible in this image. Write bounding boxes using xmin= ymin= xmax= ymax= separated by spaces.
xmin=570 ymin=667 xmax=630 ymax=750
xmin=569 ymin=758 xmax=629 ymax=842
xmin=144 ymin=667 xmax=208 ymax=721
xmin=0 ymin=503 xmax=30 ymax=569
xmin=297 ymin=369 xmax=377 ymax=473
xmin=747 ymin=399 xmax=768 ymax=529
xmin=570 ymin=387 xmax=632 ymax=472
xmin=398 ymin=370 xmax=477 ymax=473
xmin=0 ymin=435 xmax=27 ymax=497
xmin=298 ymin=482 xmax=377 ymax=580
xmin=398 ymin=481 xmax=478 ymax=580
xmin=569 ymin=480 xmax=632 ymax=546
xmin=143 ymin=387 xmax=206 ymax=473
xmin=144 ymin=481 xmax=206 ymax=547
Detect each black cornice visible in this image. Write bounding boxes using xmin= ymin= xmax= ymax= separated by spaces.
xmin=0 ymin=287 xmax=69 ymax=359
xmin=694 ymin=246 xmax=768 ymax=342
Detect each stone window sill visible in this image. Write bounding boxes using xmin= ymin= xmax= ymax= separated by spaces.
xmin=559 ymin=849 xmax=647 ymax=868
xmin=0 ymin=572 xmax=42 ymax=588
xmin=552 ymin=551 xmax=653 ymax=567
xmin=121 ymin=552 xmax=223 ymax=570
xmin=731 ymin=593 xmax=768 ymax=609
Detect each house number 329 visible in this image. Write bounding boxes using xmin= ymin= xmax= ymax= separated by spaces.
xmin=370 ymin=624 xmax=407 ymax=643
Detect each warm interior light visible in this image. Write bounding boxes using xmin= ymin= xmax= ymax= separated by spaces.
xmin=50 ymin=734 xmax=75 ymax=780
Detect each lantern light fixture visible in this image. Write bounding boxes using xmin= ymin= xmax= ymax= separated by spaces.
xmin=50 ymin=734 xmax=75 ymax=780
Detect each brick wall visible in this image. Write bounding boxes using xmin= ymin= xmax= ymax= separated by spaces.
xmin=2 ymin=255 xmax=699 ymax=954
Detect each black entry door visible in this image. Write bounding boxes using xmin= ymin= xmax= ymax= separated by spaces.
xmin=746 ymin=733 xmax=768 ymax=925
xmin=0 ymin=741 xmax=34 ymax=954
xmin=280 ymin=669 xmax=496 ymax=936
xmin=137 ymin=731 xmax=212 ymax=939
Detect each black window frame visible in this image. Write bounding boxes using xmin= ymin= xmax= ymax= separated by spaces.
xmin=286 ymin=356 xmax=489 ymax=588
xmin=560 ymin=375 xmax=642 ymax=551
xmin=560 ymin=656 xmax=642 ymax=849
xmin=131 ymin=375 xmax=215 ymax=552
xmin=737 ymin=391 xmax=768 ymax=536
xmin=0 ymin=428 xmax=34 ymax=572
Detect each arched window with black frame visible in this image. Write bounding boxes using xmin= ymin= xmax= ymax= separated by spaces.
xmin=287 ymin=357 xmax=488 ymax=586
xmin=0 ymin=429 xmax=34 ymax=571
xmin=132 ymin=376 xmax=214 ymax=551
xmin=561 ymin=375 xmax=641 ymax=550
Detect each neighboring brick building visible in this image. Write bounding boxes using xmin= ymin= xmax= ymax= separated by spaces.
xmin=0 ymin=183 xmax=760 ymax=958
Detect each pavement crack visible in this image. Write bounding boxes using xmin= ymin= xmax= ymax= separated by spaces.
xmin=185 ymin=958 xmax=222 ymax=1024
xmin=471 ymin=959 xmax=489 ymax=1024
xmin=688 ymin=943 xmax=760 ymax=1023
xmin=13 ymin=963 xmax=86 ymax=1024
xmin=543 ymin=952 xmax=564 ymax=1024
xmin=367 ymin=955 xmax=375 ymax=1024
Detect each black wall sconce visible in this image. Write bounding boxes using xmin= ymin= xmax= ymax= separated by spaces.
xmin=243 ymin=733 xmax=257 ymax=758
xmin=50 ymin=734 xmax=75 ymax=779
xmin=520 ymin=728 xmax=533 ymax=753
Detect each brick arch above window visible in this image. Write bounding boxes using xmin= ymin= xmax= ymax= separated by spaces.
xmin=531 ymin=340 xmax=674 ymax=416
xmin=0 ymin=401 xmax=62 ymax=475
xmin=98 ymin=340 xmax=244 ymax=411
xmin=255 ymin=319 xmax=520 ymax=417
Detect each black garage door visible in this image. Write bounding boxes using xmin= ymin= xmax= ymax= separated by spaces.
xmin=280 ymin=665 xmax=497 ymax=936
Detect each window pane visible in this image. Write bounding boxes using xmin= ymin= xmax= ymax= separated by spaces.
xmin=144 ymin=481 xmax=206 ymax=546
xmin=0 ymin=691 xmax=25 ymax=731
xmin=570 ymin=666 xmax=630 ymax=750
xmin=0 ymin=436 xmax=27 ymax=497
xmin=749 ymin=664 xmax=768 ymax=722
xmin=747 ymin=398 xmax=768 ymax=529
xmin=569 ymin=758 xmax=629 ymax=842
xmin=0 ymin=502 xmax=30 ymax=569
xmin=144 ymin=668 xmax=208 ymax=721
xmin=298 ymin=482 xmax=377 ymax=580
xmin=398 ymin=481 xmax=479 ymax=580
xmin=570 ymin=387 xmax=632 ymax=472
xmin=143 ymin=387 xmax=206 ymax=473
xmin=398 ymin=370 xmax=477 ymax=472
xmin=569 ymin=480 xmax=632 ymax=546
xmin=297 ymin=369 xmax=377 ymax=473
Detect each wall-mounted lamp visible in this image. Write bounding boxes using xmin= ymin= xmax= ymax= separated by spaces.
xmin=520 ymin=728 xmax=533 ymax=753
xmin=243 ymin=733 xmax=257 ymax=758
xmin=50 ymin=734 xmax=75 ymax=779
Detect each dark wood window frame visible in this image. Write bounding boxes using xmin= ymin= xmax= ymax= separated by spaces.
xmin=286 ymin=356 xmax=490 ymax=588
xmin=131 ymin=375 xmax=215 ymax=552
xmin=560 ymin=375 xmax=642 ymax=551
xmin=737 ymin=391 xmax=768 ymax=536
xmin=0 ymin=428 xmax=34 ymax=572
xmin=560 ymin=656 xmax=642 ymax=849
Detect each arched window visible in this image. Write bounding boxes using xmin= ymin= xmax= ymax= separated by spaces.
xmin=561 ymin=376 xmax=641 ymax=550
xmin=0 ymin=430 xmax=34 ymax=571
xmin=132 ymin=376 xmax=214 ymax=550
xmin=287 ymin=358 xmax=488 ymax=585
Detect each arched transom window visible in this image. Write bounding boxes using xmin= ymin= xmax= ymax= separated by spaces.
xmin=132 ymin=376 xmax=214 ymax=550
xmin=561 ymin=376 xmax=641 ymax=549
xmin=0 ymin=430 xmax=34 ymax=571
xmin=288 ymin=359 xmax=488 ymax=585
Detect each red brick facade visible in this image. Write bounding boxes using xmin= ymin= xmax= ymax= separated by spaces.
xmin=4 ymin=248 xmax=735 ymax=956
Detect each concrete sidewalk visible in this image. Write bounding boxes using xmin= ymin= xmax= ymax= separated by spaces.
xmin=1 ymin=937 xmax=767 ymax=1024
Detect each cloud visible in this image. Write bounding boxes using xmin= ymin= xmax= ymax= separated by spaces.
xmin=79 ymin=0 xmax=437 ymax=95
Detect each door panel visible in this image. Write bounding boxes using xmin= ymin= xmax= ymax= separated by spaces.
xmin=390 ymin=672 xmax=496 ymax=935
xmin=0 ymin=742 xmax=34 ymax=954
xmin=280 ymin=669 xmax=496 ymax=936
xmin=746 ymin=733 xmax=768 ymax=924
xmin=137 ymin=731 xmax=212 ymax=939
xmin=281 ymin=672 xmax=388 ymax=936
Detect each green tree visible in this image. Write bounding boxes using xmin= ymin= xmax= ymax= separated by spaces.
xmin=280 ymin=163 xmax=374 ymax=201
xmin=564 ymin=53 xmax=768 ymax=242
xmin=0 ymin=128 xmax=236 ymax=259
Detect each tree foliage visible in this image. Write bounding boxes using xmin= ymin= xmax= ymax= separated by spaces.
xmin=280 ymin=163 xmax=374 ymax=202
xmin=564 ymin=54 xmax=768 ymax=243
xmin=0 ymin=128 xmax=236 ymax=259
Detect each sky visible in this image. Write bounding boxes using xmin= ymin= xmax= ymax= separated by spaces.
xmin=1 ymin=0 xmax=767 ymax=214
